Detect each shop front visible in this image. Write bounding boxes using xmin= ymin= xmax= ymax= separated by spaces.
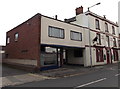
xmin=40 ymin=44 xmax=85 ymax=70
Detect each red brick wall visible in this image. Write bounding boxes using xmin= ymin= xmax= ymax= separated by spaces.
xmin=5 ymin=14 xmax=41 ymax=67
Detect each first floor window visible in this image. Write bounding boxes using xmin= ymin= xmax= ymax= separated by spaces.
xmin=70 ymin=31 xmax=82 ymax=41
xmin=95 ymin=19 xmax=100 ymax=30
xmin=113 ymin=38 xmax=117 ymax=47
xmin=48 ymin=26 xmax=64 ymax=39
xmin=105 ymin=23 xmax=108 ymax=32
xmin=97 ymin=34 xmax=101 ymax=45
xmin=7 ymin=37 xmax=10 ymax=44
xmin=106 ymin=36 xmax=110 ymax=47
xmin=15 ymin=33 xmax=19 ymax=41
xmin=112 ymin=26 xmax=115 ymax=35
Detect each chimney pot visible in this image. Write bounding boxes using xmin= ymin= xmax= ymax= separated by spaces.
xmin=55 ymin=15 xmax=57 ymax=20
xmin=103 ymin=15 xmax=106 ymax=19
xmin=75 ymin=6 xmax=83 ymax=15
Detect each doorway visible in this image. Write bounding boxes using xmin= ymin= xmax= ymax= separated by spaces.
xmin=106 ymin=49 xmax=111 ymax=64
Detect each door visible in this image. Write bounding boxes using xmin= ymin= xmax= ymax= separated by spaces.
xmin=106 ymin=49 xmax=111 ymax=64
xmin=113 ymin=49 xmax=118 ymax=61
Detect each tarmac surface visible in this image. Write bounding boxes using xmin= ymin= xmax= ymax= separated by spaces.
xmin=1 ymin=63 xmax=119 ymax=87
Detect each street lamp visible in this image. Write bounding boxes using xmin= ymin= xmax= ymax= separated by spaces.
xmin=88 ymin=2 xmax=101 ymax=11
xmin=87 ymin=2 xmax=101 ymax=67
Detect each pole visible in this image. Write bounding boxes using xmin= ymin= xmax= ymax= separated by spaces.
xmin=88 ymin=15 xmax=92 ymax=67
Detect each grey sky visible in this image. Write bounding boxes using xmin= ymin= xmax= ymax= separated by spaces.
xmin=0 ymin=0 xmax=119 ymax=45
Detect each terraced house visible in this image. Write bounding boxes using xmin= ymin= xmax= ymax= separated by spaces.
xmin=5 ymin=6 xmax=119 ymax=71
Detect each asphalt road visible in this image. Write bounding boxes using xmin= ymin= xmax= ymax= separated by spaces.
xmin=13 ymin=63 xmax=119 ymax=88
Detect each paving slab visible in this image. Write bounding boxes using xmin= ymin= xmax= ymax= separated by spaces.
xmin=1 ymin=73 xmax=52 ymax=87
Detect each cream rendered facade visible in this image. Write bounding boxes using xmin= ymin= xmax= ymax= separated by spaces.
xmin=70 ymin=11 xmax=119 ymax=66
xmin=41 ymin=15 xmax=87 ymax=66
xmin=40 ymin=10 xmax=119 ymax=67
xmin=41 ymin=16 xmax=85 ymax=48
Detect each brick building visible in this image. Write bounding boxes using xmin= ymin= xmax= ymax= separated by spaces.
xmin=5 ymin=7 xmax=119 ymax=71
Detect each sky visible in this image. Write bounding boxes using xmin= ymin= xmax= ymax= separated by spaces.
xmin=0 ymin=0 xmax=120 ymax=45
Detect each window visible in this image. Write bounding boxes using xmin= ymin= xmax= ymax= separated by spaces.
xmin=7 ymin=37 xmax=10 ymax=44
xmin=113 ymin=38 xmax=117 ymax=47
xmin=112 ymin=26 xmax=115 ymax=35
xmin=48 ymin=26 xmax=64 ymax=39
xmin=74 ymin=49 xmax=83 ymax=57
xmin=40 ymin=46 xmax=57 ymax=66
xmin=70 ymin=31 xmax=82 ymax=41
xmin=96 ymin=48 xmax=104 ymax=62
xmin=105 ymin=23 xmax=108 ymax=32
xmin=97 ymin=34 xmax=101 ymax=45
xmin=15 ymin=33 xmax=19 ymax=41
xmin=95 ymin=19 xmax=100 ymax=29
xmin=106 ymin=36 xmax=110 ymax=47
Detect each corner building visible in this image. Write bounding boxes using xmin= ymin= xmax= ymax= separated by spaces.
xmin=5 ymin=7 xmax=119 ymax=70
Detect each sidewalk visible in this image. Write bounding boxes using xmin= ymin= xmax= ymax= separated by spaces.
xmin=1 ymin=73 xmax=54 ymax=87
xmin=39 ymin=63 xmax=118 ymax=78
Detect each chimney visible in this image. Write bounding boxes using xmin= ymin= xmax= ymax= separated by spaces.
xmin=103 ymin=15 xmax=106 ymax=19
xmin=75 ymin=6 xmax=83 ymax=15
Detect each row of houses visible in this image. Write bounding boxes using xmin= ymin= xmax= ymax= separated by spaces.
xmin=3 ymin=6 xmax=120 ymax=70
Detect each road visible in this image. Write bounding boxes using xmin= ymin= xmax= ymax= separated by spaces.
xmin=12 ymin=63 xmax=119 ymax=88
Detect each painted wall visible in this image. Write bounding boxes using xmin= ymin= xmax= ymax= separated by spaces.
xmin=41 ymin=16 xmax=86 ymax=48
xmin=72 ymin=12 xmax=119 ymax=66
xmin=71 ymin=14 xmax=88 ymax=28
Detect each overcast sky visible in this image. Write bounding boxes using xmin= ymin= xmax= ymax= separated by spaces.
xmin=0 ymin=0 xmax=119 ymax=45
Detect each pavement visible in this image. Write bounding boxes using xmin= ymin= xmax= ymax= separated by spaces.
xmin=1 ymin=73 xmax=53 ymax=87
xmin=39 ymin=64 xmax=118 ymax=78
xmin=1 ymin=63 xmax=119 ymax=87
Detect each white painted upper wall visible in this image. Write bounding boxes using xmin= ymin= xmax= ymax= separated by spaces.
xmin=71 ymin=14 xmax=88 ymax=28
xmin=71 ymin=12 xmax=119 ymax=47
xmin=41 ymin=16 xmax=86 ymax=48
xmin=74 ymin=13 xmax=119 ymax=37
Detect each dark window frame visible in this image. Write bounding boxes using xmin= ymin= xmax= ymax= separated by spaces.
xmin=70 ymin=31 xmax=82 ymax=41
xmin=95 ymin=19 xmax=100 ymax=30
xmin=97 ymin=33 xmax=101 ymax=45
xmin=112 ymin=26 xmax=115 ymax=35
xmin=106 ymin=35 xmax=110 ymax=47
xmin=105 ymin=23 xmax=109 ymax=32
xmin=48 ymin=26 xmax=64 ymax=39
xmin=113 ymin=38 xmax=117 ymax=47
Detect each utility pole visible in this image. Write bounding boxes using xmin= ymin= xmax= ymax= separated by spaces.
xmin=87 ymin=2 xmax=101 ymax=67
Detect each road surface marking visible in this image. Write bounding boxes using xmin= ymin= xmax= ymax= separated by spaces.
xmin=75 ymin=78 xmax=107 ymax=88
xmin=115 ymin=74 xmax=120 ymax=76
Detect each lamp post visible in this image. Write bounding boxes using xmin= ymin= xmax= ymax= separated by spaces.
xmin=88 ymin=2 xmax=101 ymax=67
xmin=88 ymin=2 xmax=101 ymax=11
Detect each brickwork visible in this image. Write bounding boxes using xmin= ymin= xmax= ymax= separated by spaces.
xmin=5 ymin=14 xmax=41 ymax=68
